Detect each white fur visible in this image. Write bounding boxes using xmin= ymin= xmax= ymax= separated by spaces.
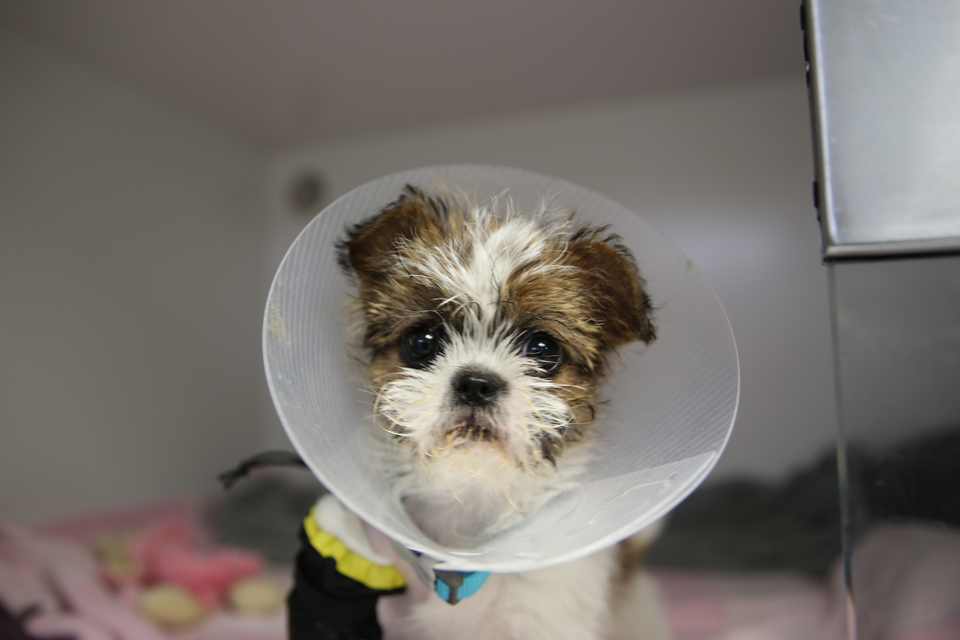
xmin=401 ymin=200 xmax=572 ymax=312
xmin=404 ymin=546 xmax=621 ymax=640
xmin=393 ymin=440 xmax=593 ymax=548
xmin=608 ymin=572 xmax=672 ymax=640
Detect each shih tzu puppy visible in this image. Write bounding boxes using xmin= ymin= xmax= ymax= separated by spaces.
xmin=297 ymin=185 xmax=666 ymax=640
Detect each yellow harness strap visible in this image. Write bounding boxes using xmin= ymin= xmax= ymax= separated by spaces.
xmin=303 ymin=507 xmax=407 ymax=592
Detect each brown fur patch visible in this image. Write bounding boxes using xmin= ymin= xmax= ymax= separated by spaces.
xmin=564 ymin=227 xmax=657 ymax=347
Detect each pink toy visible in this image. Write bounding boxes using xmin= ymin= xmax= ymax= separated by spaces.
xmin=129 ymin=519 xmax=263 ymax=609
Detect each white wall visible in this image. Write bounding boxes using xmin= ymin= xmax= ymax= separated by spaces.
xmin=263 ymin=78 xmax=837 ymax=480
xmin=0 ymin=26 xmax=836 ymax=526
xmin=0 ymin=32 xmax=266 ymax=523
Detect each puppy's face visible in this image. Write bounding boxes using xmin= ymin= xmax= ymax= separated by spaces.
xmin=339 ymin=186 xmax=655 ymax=476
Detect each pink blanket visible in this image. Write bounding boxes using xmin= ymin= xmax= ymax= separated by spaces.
xmin=1 ymin=503 xmax=286 ymax=640
xmin=4 ymin=505 xmax=960 ymax=640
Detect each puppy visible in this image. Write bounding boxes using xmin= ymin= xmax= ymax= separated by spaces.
xmin=318 ymin=185 xmax=664 ymax=640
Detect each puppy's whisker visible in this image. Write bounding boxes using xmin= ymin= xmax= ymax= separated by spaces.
xmin=436 ymin=292 xmax=467 ymax=309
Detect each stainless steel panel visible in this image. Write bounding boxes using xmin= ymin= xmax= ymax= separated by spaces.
xmin=805 ymin=0 xmax=960 ymax=259
xmin=830 ymin=255 xmax=960 ymax=640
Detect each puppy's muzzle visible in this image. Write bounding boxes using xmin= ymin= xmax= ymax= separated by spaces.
xmin=452 ymin=368 xmax=506 ymax=407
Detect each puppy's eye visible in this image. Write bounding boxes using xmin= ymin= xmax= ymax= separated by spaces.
xmin=401 ymin=324 xmax=444 ymax=367
xmin=521 ymin=332 xmax=563 ymax=375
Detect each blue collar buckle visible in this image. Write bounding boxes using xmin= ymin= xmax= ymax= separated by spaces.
xmin=391 ymin=541 xmax=491 ymax=605
xmin=434 ymin=569 xmax=490 ymax=605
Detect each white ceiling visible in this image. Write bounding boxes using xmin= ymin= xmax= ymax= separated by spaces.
xmin=0 ymin=0 xmax=804 ymax=149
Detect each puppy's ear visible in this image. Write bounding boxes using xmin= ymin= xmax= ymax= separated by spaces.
xmin=566 ymin=228 xmax=656 ymax=348
xmin=337 ymin=185 xmax=444 ymax=286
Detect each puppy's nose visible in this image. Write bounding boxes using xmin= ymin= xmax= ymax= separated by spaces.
xmin=452 ymin=369 xmax=506 ymax=407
